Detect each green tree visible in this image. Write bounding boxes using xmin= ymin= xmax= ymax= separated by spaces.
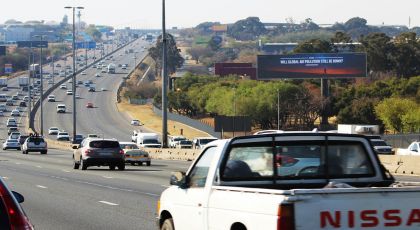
xmin=227 ymin=17 xmax=267 ymax=41
xmin=294 ymin=38 xmax=333 ymax=53
xmin=85 ymin=25 xmax=102 ymax=42
xmin=375 ymin=97 xmax=418 ymax=132
xmin=148 ymin=33 xmax=184 ymax=76
xmin=359 ymin=33 xmax=394 ymax=72
xmin=391 ymin=32 xmax=420 ymax=78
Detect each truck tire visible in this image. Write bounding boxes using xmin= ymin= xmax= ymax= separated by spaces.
xmin=161 ymin=218 xmax=174 ymax=230
xmin=41 ymin=151 xmax=47 ymax=154
xmin=118 ymin=164 xmax=125 ymax=171
xmin=146 ymin=161 xmax=151 ymax=166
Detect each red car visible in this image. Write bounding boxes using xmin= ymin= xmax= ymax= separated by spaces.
xmin=86 ymin=102 xmax=93 ymax=108
xmin=0 ymin=178 xmax=34 ymax=229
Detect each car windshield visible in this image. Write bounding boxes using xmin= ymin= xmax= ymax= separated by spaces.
xmin=371 ymin=140 xmax=389 ymax=147
xmin=7 ymin=139 xmax=18 ymax=143
xmin=143 ymin=139 xmax=159 ymax=144
xmin=120 ymin=144 xmax=139 ymax=149
xmin=59 ymin=133 xmax=69 ymax=136
xmin=89 ymin=141 xmax=120 ymax=148
xmin=180 ymin=140 xmax=192 ymax=145
xmin=28 ymin=137 xmax=44 ymax=142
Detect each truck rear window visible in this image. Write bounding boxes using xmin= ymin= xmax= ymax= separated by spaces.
xmin=221 ymin=141 xmax=374 ymax=180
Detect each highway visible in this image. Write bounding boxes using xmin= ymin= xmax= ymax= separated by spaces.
xmin=39 ymin=38 xmax=152 ymax=142
xmin=0 ymin=149 xmax=191 ymax=230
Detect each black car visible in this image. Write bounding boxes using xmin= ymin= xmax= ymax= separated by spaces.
xmin=19 ymin=101 xmax=26 ymax=107
xmin=0 ymin=178 xmax=33 ymax=229
xmin=88 ymin=87 xmax=95 ymax=92
xmin=72 ymin=134 xmax=84 ymax=144
xmin=19 ymin=135 xmax=29 ymax=145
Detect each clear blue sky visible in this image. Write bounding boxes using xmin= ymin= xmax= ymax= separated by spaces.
xmin=2 ymin=0 xmax=419 ymax=29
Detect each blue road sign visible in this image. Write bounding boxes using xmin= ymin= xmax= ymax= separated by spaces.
xmin=75 ymin=41 xmax=96 ymax=49
xmin=0 ymin=46 xmax=5 ymax=56
xmin=4 ymin=64 xmax=13 ymax=74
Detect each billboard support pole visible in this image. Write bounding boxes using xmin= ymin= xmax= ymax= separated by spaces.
xmin=320 ymin=77 xmax=330 ymax=129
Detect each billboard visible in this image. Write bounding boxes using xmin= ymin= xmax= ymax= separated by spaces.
xmin=257 ymin=53 xmax=367 ymax=79
xmin=214 ymin=116 xmax=251 ymax=132
xmin=4 ymin=64 xmax=13 ymax=74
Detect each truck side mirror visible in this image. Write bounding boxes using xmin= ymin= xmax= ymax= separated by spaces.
xmin=170 ymin=171 xmax=188 ymax=188
xmin=72 ymin=145 xmax=79 ymax=149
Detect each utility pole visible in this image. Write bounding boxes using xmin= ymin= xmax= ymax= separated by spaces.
xmin=33 ymin=35 xmax=47 ymax=136
xmin=65 ymin=6 xmax=84 ymax=143
xmin=161 ymin=0 xmax=168 ymax=148
xmin=277 ymin=89 xmax=280 ymax=130
xmin=27 ymin=46 xmax=32 ymax=129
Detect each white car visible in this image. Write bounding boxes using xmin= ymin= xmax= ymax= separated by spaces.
xmin=3 ymin=139 xmax=20 ymax=150
xmin=56 ymin=131 xmax=70 ymax=141
xmin=0 ymin=104 xmax=6 ymax=112
xmin=48 ymin=127 xmax=59 ymax=135
xmin=131 ymin=119 xmax=142 ymax=126
xmin=47 ymin=95 xmax=56 ymax=102
xmin=101 ymin=88 xmax=107 ymax=91
xmin=75 ymin=94 xmax=81 ymax=99
xmin=81 ymin=71 xmax=87 ymax=75
xmin=66 ymin=90 xmax=73 ymax=95
xmin=10 ymin=109 xmax=20 ymax=117
xmin=60 ymin=84 xmax=67 ymax=89
xmin=95 ymin=73 xmax=101 ymax=77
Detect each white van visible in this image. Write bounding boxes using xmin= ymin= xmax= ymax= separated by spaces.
xmin=56 ymin=104 xmax=66 ymax=113
xmin=0 ymin=94 xmax=7 ymax=102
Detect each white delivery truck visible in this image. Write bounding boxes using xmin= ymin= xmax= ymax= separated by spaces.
xmin=337 ymin=124 xmax=379 ymax=135
xmin=18 ymin=76 xmax=29 ymax=87
xmin=136 ymin=133 xmax=161 ymax=148
xmin=0 ymin=77 xmax=8 ymax=87
xmin=157 ymin=131 xmax=420 ymax=230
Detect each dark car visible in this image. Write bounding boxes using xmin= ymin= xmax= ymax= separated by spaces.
xmin=88 ymin=87 xmax=95 ymax=92
xmin=19 ymin=135 xmax=29 ymax=145
xmin=370 ymin=139 xmax=394 ymax=155
xmin=72 ymin=134 xmax=84 ymax=145
xmin=19 ymin=101 xmax=26 ymax=107
xmin=8 ymin=127 xmax=18 ymax=135
xmin=0 ymin=178 xmax=33 ymax=229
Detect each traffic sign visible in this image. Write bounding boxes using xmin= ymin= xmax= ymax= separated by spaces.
xmin=4 ymin=64 xmax=13 ymax=74
xmin=75 ymin=41 xmax=96 ymax=49
xmin=17 ymin=41 xmax=48 ymax=48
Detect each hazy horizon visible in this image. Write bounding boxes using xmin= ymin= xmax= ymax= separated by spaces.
xmin=1 ymin=0 xmax=418 ymax=29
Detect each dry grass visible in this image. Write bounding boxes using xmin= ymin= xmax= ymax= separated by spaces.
xmin=117 ymin=100 xmax=211 ymax=139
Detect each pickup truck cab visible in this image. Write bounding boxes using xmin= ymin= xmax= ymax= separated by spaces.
xmin=157 ymin=132 xmax=416 ymax=230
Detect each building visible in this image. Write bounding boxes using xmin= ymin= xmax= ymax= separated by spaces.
xmin=1 ymin=25 xmax=34 ymax=42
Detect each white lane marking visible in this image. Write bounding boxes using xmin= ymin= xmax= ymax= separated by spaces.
xmin=161 ymin=185 xmax=170 ymax=188
xmin=36 ymin=185 xmax=47 ymax=189
xmin=98 ymin=201 xmax=119 ymax=206
xmin=103 ymin=176 xmax=113 ymax=179
xmin=2 ymin=177 xmax=9 ymax=180
xmin=36 ymin=166 xmax=42 ymax=168
xmin=15 ymin=162 xmax=21 ymax=165
xmin=62 ymin=170 xmax=70 ymax=173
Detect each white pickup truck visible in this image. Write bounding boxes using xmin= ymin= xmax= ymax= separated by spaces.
xmin=157 ymin=132 xmax=420 ymax=230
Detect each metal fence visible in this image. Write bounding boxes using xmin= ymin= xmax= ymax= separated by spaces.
xmin=128 ymin=97 xmax=148 ymax=105
xmin=153 ymin=106 xmax=220 ymax=138
xmin=382 ymin=133 xmax=420 ymax=148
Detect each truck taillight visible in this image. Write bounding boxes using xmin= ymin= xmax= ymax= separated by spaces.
xmin=119 ymin=150 xmax=124 ymax=155
xmin=277 ymin=203 xmax=295 ymax=230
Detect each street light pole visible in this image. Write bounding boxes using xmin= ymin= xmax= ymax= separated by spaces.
xmin=65 ymin=6 xmax=84 ymax=143
xmin=33 ymin=35 xmax=47 ymax=136
xmin=27 ymin=46 xmax=32 ymax=129
xmin=161 ymin=0 xmax=168 ymax=148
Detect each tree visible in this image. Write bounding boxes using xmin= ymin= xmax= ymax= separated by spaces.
xmin=85 ymin=25 xmax=102 ymax=42
xmin=359 ymin=33 xmax=394 ymax=72
xmin=187 ymin=46 xmax=211 ymax=64
xmin=331 ymin=31 xmax=355 ymax=52
xmin=148 ymin=33 xmax=184 ymax=76
xmin=195 ymin=22 xmax=220 ymax=35
xmin=391 ymin=32 xmax=420 ymax=78
xmin=294 ymin=38 xmax=333 ymax=53
xmin=375 ymin=97 xmax=418 ymax=132
xmin=227 ymin=17 xmax=267 ymax=41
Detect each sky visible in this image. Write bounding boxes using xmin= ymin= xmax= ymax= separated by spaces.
xmin=1 ymin=0 xmax=419 ymax=29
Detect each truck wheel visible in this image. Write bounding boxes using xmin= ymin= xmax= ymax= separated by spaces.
xmin=161 ymin=218 xmax=174 ymax=230
xmin=146 ymin=161 xmax=151 ymax=166
xmin=109 ymin=165 xmax=116 ymax=170
xmin=130 ymin=162 xmax=136 ymax=166
xmin=41 ymin=151 xmax=47 ymax=154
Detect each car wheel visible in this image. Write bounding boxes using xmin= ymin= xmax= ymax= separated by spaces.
xmin=17 ymin=147 xmax=21 ymax=150
xmin=137 ymin=162 xmax=143 ymax=166
xmin=2 ymin=148 xmax=6 ymax=150
xmin=73 ymin=159 xmax=80 ymax=169
xmin=117 ymin=164 xmax=125 ymax=171
xmin=161 ymin=218 xmax=175 ymax=230
xmin=146 ymin=161 xmax=151 ymax=166
xmin=80 ymin=159 xmax=87 ymax=170
xmin=109 ymin=165 xmax=116 ymax=170
xmin=41 ymin=151 xmax=47 ymax=154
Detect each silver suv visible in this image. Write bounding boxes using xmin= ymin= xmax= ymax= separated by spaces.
xmin=72 ymin=138 xmax=125 ymax=170
xmin=22 ymin=135 xmax=47 ymax=154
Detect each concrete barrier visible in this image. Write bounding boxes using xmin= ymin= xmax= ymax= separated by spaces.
xmin=142 ymin=148 xmax=201 ymax=161
xmin=46 ymin=139 xmax=73 ymax=151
